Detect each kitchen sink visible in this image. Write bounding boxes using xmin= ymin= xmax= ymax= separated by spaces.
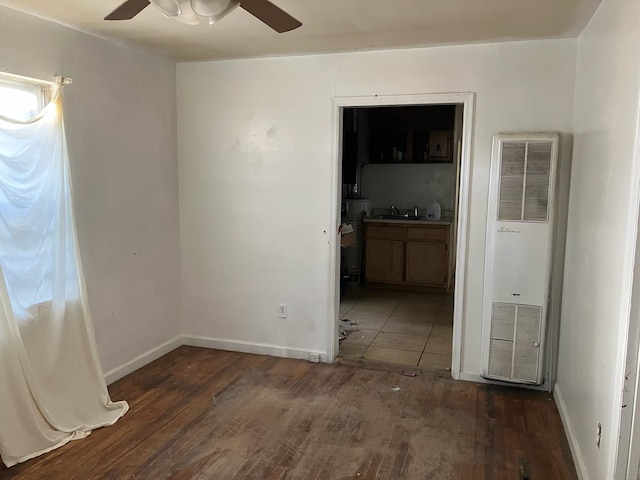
xmin=368 ymin=214 xmax=424 ymax=220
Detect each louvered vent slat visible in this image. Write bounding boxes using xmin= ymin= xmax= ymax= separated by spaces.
xmin=489 ymin=302 xmax=516 ymax=379
xmin=498 ymin=142 xmax=526 ymax=221
xmin=488 ymin=339 xmax=513 ymax=378
xmin=488 ymin=302 xmax=542 ymax=381
xmin=515 ymin=306 xmax=541 ymax=342
xmin=491 ymin=303 xmax=515 ymax=340
xmin=523 ymin=142 xmax=552 ymax=222
xmin=512 ymin=344 xmax=539 ymax=381
xmin=512 ymin=305 xmax=541 ymax=381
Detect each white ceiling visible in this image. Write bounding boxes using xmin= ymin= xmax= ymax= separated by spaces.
xmin=0 ymin=0 xmax=602 ymax=61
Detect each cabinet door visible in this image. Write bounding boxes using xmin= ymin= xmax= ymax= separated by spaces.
xmin=365 ymin=240 xmax=403 ymax=283
xmin=405 ymin=242 xmax=447 ymax=286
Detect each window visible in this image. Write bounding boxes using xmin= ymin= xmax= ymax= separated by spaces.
xmin=0 ymin=77 xmax=55 ymax=317
xmin=0 ymin=78 xmax=48 ymax=121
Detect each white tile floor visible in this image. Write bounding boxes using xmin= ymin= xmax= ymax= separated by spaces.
xmin=339 ymin=287 xmax=454 ymax=370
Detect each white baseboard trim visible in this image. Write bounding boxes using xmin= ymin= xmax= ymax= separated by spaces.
xmin=103 ymin=335 xmax=328 ymax=386
xmin=103 ymin=335 xmax=184 ymax=385
xmin=554 ymin=384 xmax=588 ymax=479
xmin=182 ymin=334 xmax=328 ymax=363
xmin=458 ymin=372 xmax=549 ymax=391
xmin=457 ymin=372 xmax=482 ymax=383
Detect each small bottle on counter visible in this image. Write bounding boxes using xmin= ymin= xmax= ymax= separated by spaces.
xmin=426 ymin=201 xmax=441 ymax=220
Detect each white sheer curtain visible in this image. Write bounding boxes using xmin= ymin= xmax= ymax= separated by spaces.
xmin=0 ymin=81 xmax=128 ymax=468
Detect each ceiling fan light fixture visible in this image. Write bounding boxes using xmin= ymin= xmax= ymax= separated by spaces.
xmin=175 ymin=0 xmax=201 ymax=24
xmin=191 ymin=0 xmax=239 ymax=22
xmin=149 ymin=0 xmax=181 ymax=17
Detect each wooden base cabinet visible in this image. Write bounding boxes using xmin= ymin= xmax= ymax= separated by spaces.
xmin=365 ymin=239 xmax=404 ymax=283
xmin=365 ymin=223 xmax=450 ymax=289
xmin=406 ymin=242 xmax=447 ymax=287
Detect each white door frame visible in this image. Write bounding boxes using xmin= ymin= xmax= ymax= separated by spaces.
xmin=621 ymin=216 xmax=640 ymax=480
xmin=617 ymin=87 xmax=640 ymax=480
xmin=327 ymin=92 xmax=475 ymax=380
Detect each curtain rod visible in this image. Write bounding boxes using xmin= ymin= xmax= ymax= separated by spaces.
xmin=0 ymin=70 xmax=72 ymax=87
xmin=54 ymin=75 xmax=73 ymax=86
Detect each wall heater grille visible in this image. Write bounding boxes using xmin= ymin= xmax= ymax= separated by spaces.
xmin=482 ymin=132 xmax=559 ymax=385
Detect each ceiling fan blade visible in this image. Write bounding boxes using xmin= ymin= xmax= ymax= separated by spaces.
xmin=104 ymin=0 xmax=151 ymax=20
xmin=239 ymin=0 xmax=301 ymax=33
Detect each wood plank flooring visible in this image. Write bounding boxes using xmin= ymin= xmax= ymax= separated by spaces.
xmin=0 ymin=346 xmax=577 ymax=479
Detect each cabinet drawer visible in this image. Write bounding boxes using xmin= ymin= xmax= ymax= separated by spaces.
xmin=366 ymin=225 xmax=404 ymax=240
xmin=406 ymin=226 xmax=448 ymax=242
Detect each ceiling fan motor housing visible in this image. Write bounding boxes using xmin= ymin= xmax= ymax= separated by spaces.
xmin=150 ymin=0 xmax=181 ymax=16
xmin=191 ymin=0 xmax=239 ymax=19
xmin=150 ymin=0 xmax=238 ymax=24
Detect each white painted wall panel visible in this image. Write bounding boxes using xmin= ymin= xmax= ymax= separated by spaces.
xmin=177 ymin=39 xmax=576 ymax=373
xmin=0 ymin=5 xmax=181 ymax=374
xmin=556 ymin=0 xmax=640 ymax=478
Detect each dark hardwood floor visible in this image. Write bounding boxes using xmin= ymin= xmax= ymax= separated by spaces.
xmin=0 ymin=346 xmax=577 ymax=479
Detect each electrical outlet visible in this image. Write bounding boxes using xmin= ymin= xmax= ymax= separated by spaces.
xmin=278 ymin=304 xmax=287 ymax=318
xmin=596 ymin=422 xmax=602 ymax=448
xmin=309 ymin=353 xmax=320 ymax=363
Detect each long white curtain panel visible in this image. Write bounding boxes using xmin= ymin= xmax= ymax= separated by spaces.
xmin=0 ymin=83 xmax=128 ymax=467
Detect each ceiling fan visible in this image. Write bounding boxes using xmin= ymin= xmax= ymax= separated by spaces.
xmin=104 ymin=0 xmax=302 ymax=32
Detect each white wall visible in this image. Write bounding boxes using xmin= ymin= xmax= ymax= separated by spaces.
xmin=177 ymin=39 xmax=576 ymax=372
xmin=555 ymin=0 xmax=640 ymax=478
xmin=0 ymin=6 xmax=181 ymax=375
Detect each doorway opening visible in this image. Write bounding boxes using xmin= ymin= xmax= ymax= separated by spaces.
xmin=329 ymin=93 xmax=475 ymax=379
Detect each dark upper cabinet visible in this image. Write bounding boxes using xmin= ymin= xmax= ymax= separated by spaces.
xmin=342 ymin=109 xmax=359 ymax=184
xmin=368 ymin=105 xmax=456 ymax=164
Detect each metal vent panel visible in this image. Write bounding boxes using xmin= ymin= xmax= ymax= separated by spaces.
xmin=487 ymin=302 xmax=542 ymax=382
xmin=491 ymin=303 xmax=516 ymax=340
xmin=523 ymin=142 xmax=552 ymax=222
xmin=498 ymin=142 xmax=526 ymax=221
xmin=488 ymin=339 xmax=513 ymax=378
xmin=513 ymin=305 xmax=542 ymax=382
xmin=515 ymin=305 xmax=542 ymax=342
xmin=512 ymin=343 xmax=539 ymax=381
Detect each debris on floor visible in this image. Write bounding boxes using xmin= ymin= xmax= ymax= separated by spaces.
xmin=339 ymin=318 xmax=358 ymax=341
xmin=401 ymin=370 xmax=417 ymax=377
xmin=390 ymin=387 xmax=401 ymax=392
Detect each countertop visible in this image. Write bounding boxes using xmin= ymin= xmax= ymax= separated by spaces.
xmin=363 ymin=215 xmax=453 ymax=226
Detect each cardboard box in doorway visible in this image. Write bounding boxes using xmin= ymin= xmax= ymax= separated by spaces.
xmin=340 ymin=223 xmax=355 ymax=247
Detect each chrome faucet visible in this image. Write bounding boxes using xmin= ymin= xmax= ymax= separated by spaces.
xmin=391 ymin=205 xmax=401 ymax=215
